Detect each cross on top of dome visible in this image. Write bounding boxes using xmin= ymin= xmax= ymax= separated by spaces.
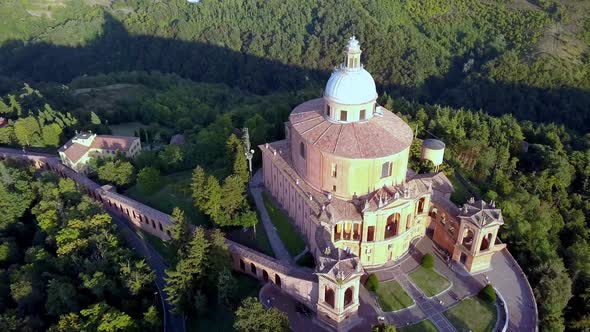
xmin=323 ymin=36 xmax=377 ymax=106
xmin=347 ymin=36 xmax=360 ymax=51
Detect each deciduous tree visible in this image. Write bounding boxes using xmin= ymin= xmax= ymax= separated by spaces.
xmin=234 ymin=297 xmax=289 ymax=332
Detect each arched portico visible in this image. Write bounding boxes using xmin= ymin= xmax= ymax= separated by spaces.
xmin=480 ymin=232 xmax=493 ymax=251
xmin=462 ymin=228 xmax=475 ymax=251
xmin=324 ymin=287 xmax=335 ymax=308
xmin=343 ymin=287 xmax=353 ymax=307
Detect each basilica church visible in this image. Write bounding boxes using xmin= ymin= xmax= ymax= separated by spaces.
xmin=259 ymin=37 xmax=506 ymax=328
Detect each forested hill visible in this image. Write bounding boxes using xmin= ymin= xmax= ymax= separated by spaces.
xmin=1 ymin=0 xmax=590 ymax=131
xmin=1 ymin=1 xmax=590 ymax=332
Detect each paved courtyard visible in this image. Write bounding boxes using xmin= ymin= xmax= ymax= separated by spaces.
xmin=357 ymin=234 xmax=536 ymax=331
xmin=261 ymin=232 xmax=535 ymax=332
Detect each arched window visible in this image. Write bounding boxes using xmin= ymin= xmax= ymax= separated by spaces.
xmin=262 ymin=270 xmax=269 ymax=282
xmin=385 ymin=213 xmax=400 ymax=239
xmin=480 ymin=233 xmax=493 ymax=251
xmin=300 ymin=142 xmax=306 ymax=159
xmin=275 ymin=274 xmax=282 ymax=288
xmin=381 ymin=162 xmax=392 ymax=178
xmin=344 ymin=287 xmax=354 ymax=307
xmin=418 ymin=197 xmax=426 ymax=213
xmin=462 ymin=228 xmax=475 ymax=251
xmin=367 ymin=226 xmax=375 ymax=241
xmin=359 ymin=109 xmax=366 ymax=120
xmin=406 ymin=214 xmax=412 ymax=230
xmin=250 ymin=263 xmax=257 ymax=275
xmin=325 ymin=287 xmax=335 ymax=308
xmin=326 ymin=105 xmax=331 ymax=117
xmin=239 ymin=259 xmax=245 ymax=271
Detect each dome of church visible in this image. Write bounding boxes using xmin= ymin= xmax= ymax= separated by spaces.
xmin=324 ymin=37 xmax=378 ymax=105
xmin=324 ymin=69 xmax=377 ymax=105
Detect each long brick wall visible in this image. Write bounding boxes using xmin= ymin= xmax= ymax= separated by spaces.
xmin=0 ymin=148 xmax=319 ymax=308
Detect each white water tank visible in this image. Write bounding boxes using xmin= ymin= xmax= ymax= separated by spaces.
xmin=421 ymin=139 xmax=445 ymax=166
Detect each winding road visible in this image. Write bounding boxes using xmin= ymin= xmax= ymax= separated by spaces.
xmin=109 ymin=212 xmax=185 ymax=332
xmin=0 ymin=147 xmax=185 ymax=332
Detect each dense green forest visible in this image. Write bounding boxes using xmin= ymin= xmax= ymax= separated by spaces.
xmin=0 ymin=0 xmax=589 ymax=331
xmin=0 ymin=0 xmax=589 ymax=131
xmin=0 ymin=161 xmax=160 ymax=331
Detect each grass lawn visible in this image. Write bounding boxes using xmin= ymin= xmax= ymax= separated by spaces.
xmin=187 ymin=273 xmax=262 ymax=331
xmin=261 ymin=192 xmax=306 ymax=257
xmin=226 ymin=222 xmax=275 ymax=258
xmin=109 ymin=122 xmax=148 ymax=136
xmin=127 ymin=171 xmax=209 ymax=226
xmin=444 ymin=297 xmax=497 ymax=332
xmin=409 ymin=266 xmax=451 ymax=297
xmin=128 ymin=171 xmax=276 ymax=257
xmin=373 ymin=280 xmax=414 ymax=312
xmin=399 ymin=319 xmax=439 ymax=332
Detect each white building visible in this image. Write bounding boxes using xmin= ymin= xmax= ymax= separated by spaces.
xmin=58 ymin=132 xmax=141 ymax=173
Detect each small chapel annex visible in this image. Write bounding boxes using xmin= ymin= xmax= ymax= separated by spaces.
xmin=259 ymin=37 xmax=506 ymax=329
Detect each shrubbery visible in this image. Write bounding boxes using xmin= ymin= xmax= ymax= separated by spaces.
xmin=296 ymin=253 xmax=315 ymax=268
xmin=366 ymin=273 xmax=380 ymax=292
xmin=421 ymin=253 xmax=434 ymax=269
xmin=372 ymin=323 xmax=396 ymax=332
xmin=479 ymin=284 xmax=497 ymax=303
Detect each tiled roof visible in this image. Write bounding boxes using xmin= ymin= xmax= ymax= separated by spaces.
xmin=458 ymin=199 xmax=504 ymax=229
xmin=360 ymin=177 xmax=432 ymax=212
xmin=290 ymin=98 xmax=413 ymax=159
xmin=59 ymin=142 xmax=90 ymax=163
xmin=316 ymin=248 xmax=363 ymax=282
xmin=60 ymin=135 xmax=138 ymax=164
xmin=411 ymin=172 xmax=455 ymax=194
xmin=90 ymin=135 xmax=138 ymax=150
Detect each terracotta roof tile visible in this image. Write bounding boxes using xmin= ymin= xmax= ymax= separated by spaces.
xmin=90 ymin=135 xmax=138 ymax=150
xmin=60 ymin=143 xmax=90 ymax=163
xmin=290 ymin=98 xmax=413 ymax=159
xmin=60 ymin=135 xmax=139 ymax=164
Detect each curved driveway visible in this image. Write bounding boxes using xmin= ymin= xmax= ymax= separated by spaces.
xmin=110 ymin=212 xmax=185 ymax=332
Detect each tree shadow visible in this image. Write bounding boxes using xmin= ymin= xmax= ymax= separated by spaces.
xmin=0 ymin=13 xmax=327 ymax=95
xmin=1 ymin=12 xmax=589 ymax=132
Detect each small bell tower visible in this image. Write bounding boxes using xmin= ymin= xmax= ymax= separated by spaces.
xmin=452 ymin=199 xmax=506 ymax=272
xmin=315 ymin=249 xmax=363 ymax=331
